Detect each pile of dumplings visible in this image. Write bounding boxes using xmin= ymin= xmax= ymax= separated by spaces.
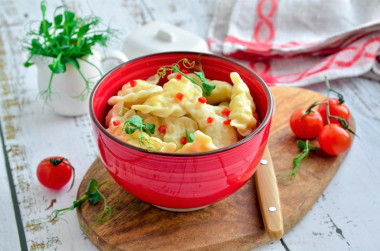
xmin=105 ymin=71 xmax=258 ymax=153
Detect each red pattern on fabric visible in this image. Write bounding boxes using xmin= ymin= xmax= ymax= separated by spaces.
xmin=248 ymin=37 xmax=380 ymax=84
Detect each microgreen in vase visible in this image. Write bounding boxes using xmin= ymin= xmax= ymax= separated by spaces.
xmin=22 ymin=1 xmax=117 ymax=102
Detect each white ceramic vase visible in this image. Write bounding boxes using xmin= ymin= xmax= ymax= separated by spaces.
xmin=34 ymin=50 xmax=127 ymax=116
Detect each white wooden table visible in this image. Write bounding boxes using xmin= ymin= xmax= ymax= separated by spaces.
xmin=0 ymin=0 xmax=379 ymax=250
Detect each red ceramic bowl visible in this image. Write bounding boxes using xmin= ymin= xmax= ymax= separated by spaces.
xmin=90 ymin=52 xmax=273 ymax=211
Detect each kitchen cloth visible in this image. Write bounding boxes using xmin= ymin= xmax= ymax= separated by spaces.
xmin=208 ymin=0 xmax=380 ymax=86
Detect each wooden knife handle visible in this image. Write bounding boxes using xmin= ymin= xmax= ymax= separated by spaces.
xmin=255 ymin=146 xmax=284 ymax=240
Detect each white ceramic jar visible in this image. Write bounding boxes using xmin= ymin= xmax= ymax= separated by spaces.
xmin=34 ymin=50 xmax=127 ymax=116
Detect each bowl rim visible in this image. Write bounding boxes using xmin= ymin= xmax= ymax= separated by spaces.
xmin=90 ymin=51 xmax=273 ymax=157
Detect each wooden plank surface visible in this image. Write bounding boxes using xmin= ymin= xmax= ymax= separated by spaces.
xmin=0 ymin=0 xmax=379 ymax=250
xmin=75 ymin=87 xmax=352 ymax=251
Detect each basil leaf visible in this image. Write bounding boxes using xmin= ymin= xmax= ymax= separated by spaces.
xmin=129 ymin=115 xmax=143 ymax=127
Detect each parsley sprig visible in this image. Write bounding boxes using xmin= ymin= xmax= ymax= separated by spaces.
xmin=157 ymin=57 xmax=216 ymax=96
xmin=23 ymin=1 xmax=116 ymax=101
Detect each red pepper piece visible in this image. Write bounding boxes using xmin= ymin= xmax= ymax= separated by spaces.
xmin=158 ymin=125 xmax=167 ymax=134
xmin=175 ymin=74 xmax=182 ymax=80
xmin=180 ymin=136 xmax=187 ymax=145
xmin=207 ymin=117 xmax=214 ymax=124
xmin=130 ymin=80 xmax=137 ymax=87
xmin=181 ymin=69 xmax=188 ymax=74
xmin=176 ymin=92 xmax=184 ymax=101
xmin=223 ymin=119 xmax=231 ymax=125
xmin=112 ymin=120 xmax=121 ymax=126
xmin=198 ymin=97 xmax=207 ymax=103
xmin=221 ymin=108 xmax=230 ymax=117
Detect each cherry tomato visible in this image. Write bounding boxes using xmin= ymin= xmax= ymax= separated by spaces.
xmin=289 ymin=108 xmax=323 ymax=139
xmin=318 ymin=124 xmax=352 ymax=156
xmin=37 ymin=157 xmax=74 ymax=190
xmin=318 ymin=98 xmax=350 ymax=125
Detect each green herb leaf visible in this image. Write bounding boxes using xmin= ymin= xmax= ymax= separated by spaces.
xmin=290 ymin=140 xmax=318 ymax=177
xmin=48 ymin=57 xmax=66 ymax=74
xmin=185 ymin=129 xmax=194 ymax=143
xmin=129 ymin=115 xmax=143 ymax=127
xmin=194 ymin=71 xmax=206 ymax=82
xmin=69 ymin=199 xmax=82 ymax=210
xmin=194 ymin=71 xmax=216 ymax=97
xmin=64 ymin=11 xmax=75 ymax=23
xmin=40 ymin=1 xmax=47 ymax=17
xmin=202 ymin=81 xmax=216 ymax=97
xmin=54 ymin=14 xmax=63 ymax=25
xmin=24 ymin=61 xmax=34 ymax=67
xmin=144 ymin=124 xmax=155 ymax=136
xmin=125 ymin=126 xmax=136 ymax=134
xmin=39 ymin=20 xmax=52 ymax=35
xmin=85 ymin=179 xmax=99 ymax=195
xmin=88 ymin=191 xmax=100 ymax=205
xmin=68 ymin=58 xmax=80 ymax=70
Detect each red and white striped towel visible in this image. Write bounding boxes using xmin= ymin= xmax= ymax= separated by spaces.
xmin=208 ymin=0 xmax=380 ymax=86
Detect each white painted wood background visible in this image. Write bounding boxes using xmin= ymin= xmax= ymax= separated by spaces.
xmin=0 ymin=0 xmax=379 ymax=250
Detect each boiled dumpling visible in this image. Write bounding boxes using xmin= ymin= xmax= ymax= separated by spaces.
xmin=132 ymin=77 xmax=202 ymax=117
xmin=177 ymin=130 xmax=217 ymax=153
xmin=162 ymin=116 xmax=198 ymax=149
xmin=229 ymin=72 xmax=257 ymax=136
xmin=185 ymin=102 xmax=237 ymax=148
xmin=108 ymin=79 xmax=163 ymax=106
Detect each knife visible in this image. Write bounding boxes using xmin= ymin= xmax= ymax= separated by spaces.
xmin=255 ymin=146 xmax=284 ymax=240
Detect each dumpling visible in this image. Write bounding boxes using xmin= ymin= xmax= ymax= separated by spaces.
xmin=212 ymin=101 xmax=229 ymax=116
xmin=185 ymin=102 xmax=237 ymax=148
xmin=229 ymin=72 xmax=257 ymax=136
xmin=146 ymin=74 xmax=160 ymax=85
xmin=132 ymin=77 xmax=202 ymax=117
xmin=108 ymin=128 xmax=176 ymax=152
xmin=105 ymin=101 xmax=135 ymax=128
xmin=162 ymin=116 xmax=198 ymax=149
xmin=107 ymin=79 xmax=163 ymax=106
xmin=177 ymin=130 xmax=217 ymax=153
xmin=206 ymin=80 xmax=232 ymax=105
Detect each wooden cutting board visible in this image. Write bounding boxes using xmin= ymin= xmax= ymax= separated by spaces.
xmin=77 ymin=87 xmax=354 ymax=250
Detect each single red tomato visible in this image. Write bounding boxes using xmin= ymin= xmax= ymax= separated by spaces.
xmin=318 ymin=98 xmax=350 ymax=125
xmin=37 ymin=157 xmax=74 ymax=190
xmin=289 ymin=108 xmax=324 ymax=139
xmin=318 ymin=124 xmax=352 ymax=156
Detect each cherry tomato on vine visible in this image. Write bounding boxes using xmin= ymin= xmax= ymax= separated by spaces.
xmin=289 ymin=108 xmax=324 ymax=139
xmin=318 ymin=98 xmax=350 ymax=125
xmin=37 ymin=157 xmax=75 ymax=190
xmin=318 ymin=124 xmax=352 ymax=156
